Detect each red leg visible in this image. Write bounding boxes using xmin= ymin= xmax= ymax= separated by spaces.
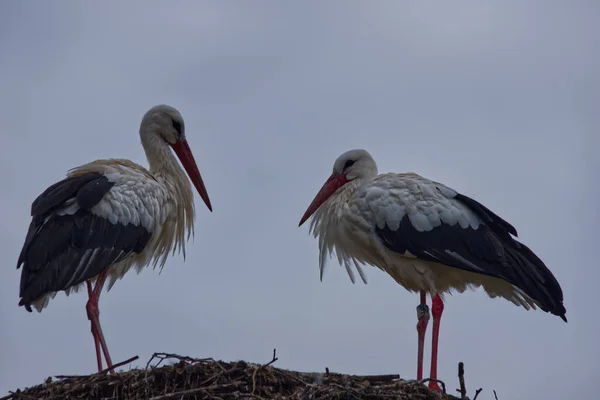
xmin=86 ymin=271 xmax=115 ymax=374
xmin=416 ymin=290 xmax=429 ymax=381
xmin=86 ymin=281 xmax=103 ymax=372
xmin=428 ymin=293 xmax=444 ymax=391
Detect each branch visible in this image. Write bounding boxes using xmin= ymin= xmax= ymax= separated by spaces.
xmin=252 ymin=349 xmax=279 ymax=394
xmin=97 ymin=355 xmax=139 ymax=375
xmin=147 ymin=382 xmax=247 ymax=400
xmin=323 ymin=370 xmax=399 ymax=383
xmin=419 ymin=378 xmax=447 ymax=394
xmin=494 ymin=389 xmax=499 ymax=399
xmin=263 ymin=348 xmax=279 ymax=368
xmin=55 ymin=355 xmax=139 ymax=379
xmin=356 ymin=374 xmax=400 ymax=382
xmin=458 ymin=362 xmax=467 ymax=400
xmin=145 ymin=352 xmax=210 ymax=370
xmin=473 ymin=388 xmax=483 ymax=400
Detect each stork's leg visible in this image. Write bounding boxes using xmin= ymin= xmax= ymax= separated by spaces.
xmin=85 ymin=271 xmax=115 ymax=374
xmin=86 ymin=281 xmax=103 ymax=372
xmin=428 ymin=293 xmax=444 ymax=391
xmin=416 ymin=290 xmax=430 ymax=381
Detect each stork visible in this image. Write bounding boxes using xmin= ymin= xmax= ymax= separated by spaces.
xmin=16 ymin=104 xmax=212 ymax=373
xmin=298 ymin=149 xmax=566 ymax=390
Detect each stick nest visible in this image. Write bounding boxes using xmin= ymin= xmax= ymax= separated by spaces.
xmin=3 ymin=352 xmax=453 ymax=400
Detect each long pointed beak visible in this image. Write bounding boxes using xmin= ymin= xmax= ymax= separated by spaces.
xmin=298 ymin=173 xmax=348 ymax=227
xmin=171 ymin=139 xmax=213 ymax=212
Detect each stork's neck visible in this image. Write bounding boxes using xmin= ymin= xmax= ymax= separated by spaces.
xmin=313 ymin=178 xmax=368 ymax=226
xmin=338 ymin=178 xmax=369 ymax=205
xmin=141 ymin=134 xmax=193 ymax=196
xmin=141 ymin=133 xmax=195 ymax=247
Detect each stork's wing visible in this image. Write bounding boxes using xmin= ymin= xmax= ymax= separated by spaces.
xmin=363 ymin=174 xmax=566 ymax=320
xmin=17 ymin=172 xmax=151 ymax=311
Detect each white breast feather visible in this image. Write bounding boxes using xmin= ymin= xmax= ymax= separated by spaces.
xmin=361 ymin=174 xmax=481 ymax=233
xmin=93 ymin=166 xmax=169 ymax=232
xmin=30 ymin=160 xmax=190 ymax=312
xmin=308 ymin=173 xmax=538 ymax=312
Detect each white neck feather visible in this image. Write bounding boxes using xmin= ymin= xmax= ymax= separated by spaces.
xmin=141 ymin=133 xmax=196 ymax=267
xmin=308 ymin=178 xmax=370 ymax=284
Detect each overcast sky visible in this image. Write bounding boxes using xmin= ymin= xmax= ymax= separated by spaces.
xmin=0 ymin=1 xmax=597 ymax=399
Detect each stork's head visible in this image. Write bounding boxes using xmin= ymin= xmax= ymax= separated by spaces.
xmin=299 ymin=149 xmax=377 ymax=226
xmin=140 ymin=104 xmax=212 ymax=211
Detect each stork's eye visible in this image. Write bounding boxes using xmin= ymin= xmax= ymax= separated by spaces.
xmin=172 ymin=119 xmax=182 ymax=137
xmin=343 ymin=160 xmax=355 ymax=170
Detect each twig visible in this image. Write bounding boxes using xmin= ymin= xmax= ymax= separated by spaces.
xmin=494 ymin=389 xmax=499 ymax=399
xmin=356 ymin=374 xmax=400 ymax=382
xmin=264 ymin=348 xmax=278 ymax=368
xmin=147 ymin=381 xmax=246 ymax=400
xmin=143 ymin=352 xmax=225 ymax=399
xmin=1 ymin=392 xmax=38 ymax=400
xmin=473 ymin=388 xmax=483 ymax=400
xmin=197 ymin=365 xmax=245 ymax=387
xmin=324 ymin=371 xmax=400 ymax=382
xmin=55 ymin=355 xmax=139 ymax=379
xmin=419 ymin=378 xmax=446 ymax=394
xmin=145 ymin=352 xmax=208 ymax=369
xmin=251 ymin=349 xmax=279 ymax=394
xmin=457 ymin=362 xmax=467 ymax=400
xmin=98 ymin=355 xmax=139 ymax=375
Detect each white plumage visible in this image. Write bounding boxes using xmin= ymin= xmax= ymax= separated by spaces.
xmin=299 ymin=148 xmax=566 ymax=388
xmin=309 ymin=171 xmax=537 ymax=308
xmin=17 ymin=104 xmax=212 ymax=373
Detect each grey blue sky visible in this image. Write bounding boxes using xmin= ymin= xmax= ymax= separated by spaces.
xmin=0 ymin=2 xmax=597 ymax=399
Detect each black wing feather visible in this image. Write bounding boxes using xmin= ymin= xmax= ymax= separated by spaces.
xmin=454 ymin=192 xmax=518 ymax=238
xmin=17 ymin=173 xmax=151 ymax=312
xmin=375 ymin=192 xmax=566 ymax=321
xmin=30 ymin=173 xmax=104 ymax=216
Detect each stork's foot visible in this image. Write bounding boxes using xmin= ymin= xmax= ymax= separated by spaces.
xmin=428 ymin=293 xmax=444 ymax=393
xmin=86 ymin=281 xmax=103 ymax=372
xmin=86 ymin=298 xmax=100 ymax=321
xmin=428 ymin=380 xmax=442 ymax=392
xmin=85 ymin=278 xmax=114 ymax=374
xmin=416 ymin=303 xmax=430 ymax=322
xmin=416 ymin=293 xmax=430 ymax=381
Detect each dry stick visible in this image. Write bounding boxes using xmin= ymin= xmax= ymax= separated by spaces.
xmin=55 ymin=355 xmax=139 ymax=379
xmin=323 ymin=371 xmax=400 ymax=383
xmin=251 ymin=349 xmax=279 ymax=395
xmin=198 ymin=365 xmax=245 ymax=387
xmin=473 ymin=388 xmax=483 ymax=400
xmin=147 ymin=381 xmax=246 ymax=400
xmin=419 ymin=378 xmax=447 ymax=394
xmin=97 ymin=355 xmax=139 ymax=375
xmin=494 ymin=389 xmax=499 ymax=399
xmin=145 ymin=352 xmax=208 ymax=369
xmin=457 ymin=362 xmax=467 ymax=400
xmin=355 ymin=374 xmax=400 ymax=382
xmin=143 ymin=353 xmax=225 ymax=399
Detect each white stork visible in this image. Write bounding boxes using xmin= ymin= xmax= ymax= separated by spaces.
xmin=16 ymin=104 xmax=212 ymax=373
xmin=298 ymin=149 xmax=566 ymax=391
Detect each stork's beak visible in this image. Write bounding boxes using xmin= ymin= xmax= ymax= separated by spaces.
xmin=172 ymin=139 xmax=213 ymax=211
xmin=298 ymin=172 xmax=348 ymax=227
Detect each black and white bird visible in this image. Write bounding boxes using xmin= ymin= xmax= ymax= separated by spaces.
xmin=298 ymin=149 xmax=566 ymax=391
xmin=16 ymin=104 xmax=212 ymax=373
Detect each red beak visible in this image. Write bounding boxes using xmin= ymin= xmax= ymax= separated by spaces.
xmin=298 ymin=173 xmax=348 ymax=227
xmin=171 ymin=139 xmax=213 ymax=212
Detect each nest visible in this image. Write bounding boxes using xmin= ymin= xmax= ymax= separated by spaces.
xmin=2 ymin=352 xmax=458 ymax=400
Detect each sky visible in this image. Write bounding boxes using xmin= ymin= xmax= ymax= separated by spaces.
xmin=0 ymin=1 xmax=597 ymax=399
